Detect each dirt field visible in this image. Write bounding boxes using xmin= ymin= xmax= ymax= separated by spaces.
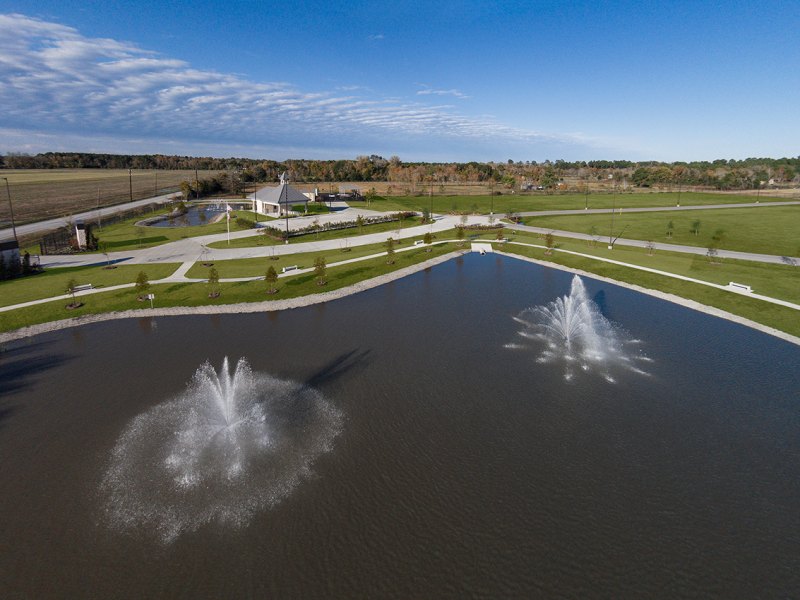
xmin=0 ymin=169 xmax=224 ymax=225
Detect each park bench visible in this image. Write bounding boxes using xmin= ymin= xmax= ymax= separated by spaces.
xmin=728 ymin=282 xmax=752 ymax=293
xmin=281 ymin=265 xmax=298 ymax=273
xmin=413 ymin=240 xmax=425 ymax=246
xmin=73 ymin=283 xmax=93 ymax=292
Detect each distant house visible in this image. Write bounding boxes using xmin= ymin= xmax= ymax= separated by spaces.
xmin=253 ymin=172 xmax=309 ymax=215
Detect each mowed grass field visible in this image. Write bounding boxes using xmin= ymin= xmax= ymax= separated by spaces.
xmin=0 ymin=169 xmax=225 ymax=224
xmin=521 ymin=205 xmax=800 ymax=257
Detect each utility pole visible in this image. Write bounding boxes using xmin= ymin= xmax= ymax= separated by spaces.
xmin=128 ymin=169 xmax=133 ymax=202
xmin=1 ymin=177 xmax=18 ymax=247
xmin=154 ymin=170 xmax=158 ymax=197
xmin=194 ymin=168 xmax=199 ymax=200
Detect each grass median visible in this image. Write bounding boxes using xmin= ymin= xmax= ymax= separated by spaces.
xmin=0 ymin=263 xmax=180 ymax=307
xmin=205 ymin=216 xmax=424 ymax=249
xmin=522 ymin=205 xmax=800 ymax=256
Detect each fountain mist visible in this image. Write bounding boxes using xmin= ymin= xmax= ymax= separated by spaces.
xmin=506 ymin=275 xmax=650 ymax=382
xmin=100 ymin=357 xmax=342 ymax=542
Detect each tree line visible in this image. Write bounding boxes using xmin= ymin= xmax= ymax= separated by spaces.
xmin=3 ymin=152 xmax=799 ymax=191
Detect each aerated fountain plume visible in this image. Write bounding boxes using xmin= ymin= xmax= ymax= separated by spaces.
xmin=506 ymin=275 xmax=650 ymax=382
xmin=100 ymin=357 xmax=342 ymax=542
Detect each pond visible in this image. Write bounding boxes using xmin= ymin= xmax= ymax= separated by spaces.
xmin=1 ymin=254 xmax=798 ymax=597
xmin=146 ymin=203 xmax=251 ymax=227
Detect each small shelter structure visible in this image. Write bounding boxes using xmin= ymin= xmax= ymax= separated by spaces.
xmin=253 ymin=172 xmax=309 ymax=216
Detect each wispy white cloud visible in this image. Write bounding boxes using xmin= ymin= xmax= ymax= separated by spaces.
xmin=367 ymin=33 xmax=384 ymax=41
xmin=0 ymin=13 xmax=603 ymax=158
xmin=416 ymin=88 xmax=470 ymax=99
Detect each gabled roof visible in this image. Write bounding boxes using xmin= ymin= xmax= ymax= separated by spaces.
xmin=256 ymin=182 xmax=309 ymax=206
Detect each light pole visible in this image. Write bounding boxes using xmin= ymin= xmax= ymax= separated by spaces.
xmin=608 ymin=181 xmax=617 ymax=249
xmin=283 ymin=180 xmax=289 ymax=244
xmin=128 ymin=169 xmax=133 ymax=202
xmin=584 ymin=176 xmax=589 ymax=210
xmin=1 ymin=177 xmax=18 ymax=246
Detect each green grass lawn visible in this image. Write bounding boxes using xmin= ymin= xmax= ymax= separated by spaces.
xmin=94 ymin=210 xmax=258 ymax=252
xmin=0 ymin=244 xmax=457 ymax=333
xmin=367 ymin=191 xmax=781 ymax=215
xmin=0 ymin=263 xmax=180 ymax=308
xmin=205 ymin=216 xmax=424 ymax=249
xmin=521 ymin=205 xmax=800 ymax=257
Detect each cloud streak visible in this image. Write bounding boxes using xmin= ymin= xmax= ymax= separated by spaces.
xmin=0 ymin=13 xmax=597 ymax=158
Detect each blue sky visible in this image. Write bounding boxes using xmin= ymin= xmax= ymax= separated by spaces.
xmin=0 ymin=0 xmax=798 ymax=162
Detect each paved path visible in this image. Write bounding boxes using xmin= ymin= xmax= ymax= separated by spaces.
xmin=2 ymin=191 xmax=183 ymax=240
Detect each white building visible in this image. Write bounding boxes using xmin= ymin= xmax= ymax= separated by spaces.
xmin=253 ymin=172 xmax=309 ymax=216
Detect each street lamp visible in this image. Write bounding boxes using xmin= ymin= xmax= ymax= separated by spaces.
xmin=1 ymin=177 xmax=18 ymax=246
xmin=283 ymin=180 xmax=289 ymax=244
xmin=584 ymin=176 xmax=589 ymax=210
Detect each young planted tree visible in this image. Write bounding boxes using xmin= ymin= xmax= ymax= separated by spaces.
xmin=544 ymin=232 xmax=555 ymax=255
xmin=646 ymin=240 xmax=656 ymax=256
xmin=265 ymin=265 xmax=278 ymax=294
xmin=456 ymin=226 xmax=465 ymax=247
xmin=588 ymin=225 xmax=599 ymax=246
xmin=65 ymin=277 xmax=80 ymax=309
xmin=385 ymin=237 xmax=396 ymax=264
xmin=135 ymin=270 xmax=150 ymax=300
xmin=691 ymin=219 xmax=701 ymax=236
xmin=136 ymin=226 xmax=146 ymax=247
xmin=356 ymin=214 xmax=365 ymax=234
xmin=666 ymin=221 xmax=674 ymax=238
xmin=460 ymin=214 xmax=469 ymax=228
xmin=423 ymin=231 xmax=433 ymax=251
xmin=208 ymin=267 xmax=220 ymax=298
xmin=314 ymin=256 xmax=327 ymax=286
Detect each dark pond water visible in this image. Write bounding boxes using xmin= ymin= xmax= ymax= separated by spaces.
xmin=147 ymin=204 xmax=234 ymax=227
xmin=1 ymin=254 xmax=799 ymax=598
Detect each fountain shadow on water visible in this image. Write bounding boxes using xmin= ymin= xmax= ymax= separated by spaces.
xmin=307 ymin=348 xmax=372 ymax=388
xmin=505 ymin=275 xmax=651 ymax=383
xmin=100 ymin=357 xmax=343 ymax=543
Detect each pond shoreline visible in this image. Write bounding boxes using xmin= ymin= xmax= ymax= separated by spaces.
xmin=2 ymin=250 xmax=798 ymax=347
